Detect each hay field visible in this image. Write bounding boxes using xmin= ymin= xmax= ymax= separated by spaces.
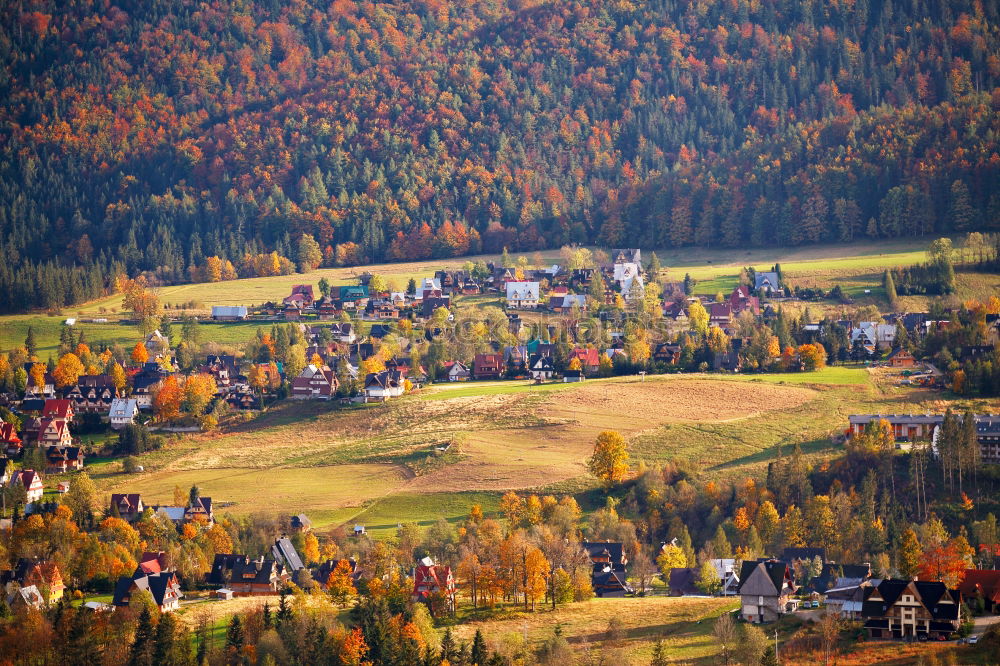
xmin=451 ymin=596 xmax=738 ymax=665
xmin=93 ymin=374 xmax=837 ymax=534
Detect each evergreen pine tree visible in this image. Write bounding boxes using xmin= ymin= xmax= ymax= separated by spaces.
xmin=225 ymin=614 xmax=244 ymax=653
xmin=24 ymin=327 xmax=36 ymax=357
xmin=471 ymin=629 xmax=488 ymax=666
xmin=128 ymin=607 xmax=156 ymax=666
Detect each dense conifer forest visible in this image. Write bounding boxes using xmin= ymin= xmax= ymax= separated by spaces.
xmin=1 ymin=0 xmax=999 ymax=312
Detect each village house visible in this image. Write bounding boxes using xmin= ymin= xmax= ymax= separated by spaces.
xmin=442 ymin=361 xmax=471 ymax=382
xmin=412 ymin=556 xmax=455 ymax=614
xmin=581 ymin=542 xmax=633 ymax=597
xmin=549 ymin=294 xmax=588 ymax=314
xmin=316 ymin=296 xmax=341 ymax=320
xmin=329 ymin=322 xmax=357 ymax=344
xmin=528 ymin=354 xmax=555 ymax=381
xmin=291 ymin=364 xmax=338 ymax=400
xmin=847 ymin=414 xmax=943 ymax=441
xmin=35 ymin=417 xmax=72 ymax=448
xmin=10 ymin=469 xmax=44 ymax=503
xmin=958 ymin=569 xmax=1000 ymax=614
xmin=670 ymin=558 xmax=740 ymax=596
xmin=473 ymin=353 xmax=503 ymax=380
xmin=570 ymin=348 xmax=600 ymax=374
xmin=208 ymin=554 xmax=288 ymax=595
xmin=736 ymin=559 xmax=797 ymax=623
xmin=886 ymin=347 xmax=918 ymax=368
xmin=109 ymin=398 xmax=139 ymax=429
xmin=131 ymin=366 xmax=167 ymax=409
xmin=23 ymin=367 xmax=55 ymax=399
xmin=7 ymin=585 xmax=45 ymax=611
xmin=283 ymin=284 xmax=315 ymax=309
xmin=291 ymin=514 xmax=312 ymax=532
xmin=753 ymin=271 xmax=782 ymax=296
xmin=64 ymin=375 xmax=117 ymax=414
xmin=861 ymin=579 xmax=961 ymax=639
xmin=42 ymin=398 xmax=74 ymax=422
xmin=271 ymin=537 xmax=305 ymax=576
xmin=1 ymin=420 xmax=22 ymax=457
xmin=45 ymin=445 xmax=84 ymax=473
xmin=112 ymin=570 xmax=183 ymax=613
xmin=729 ymin=285 xmax=760 ymax=315
xmin=364 ymin=370 xmax=405 ymax=402
xmin=506 ymin=281 xmax=540 ymax=309
xmin=653 ymin=343 xmax=682 ymax=365
xmin=708 ymin=302 xmax=733 ymax=328
xmin=0 ymin=558 xmax=65 ymax=603
xmin=204 ymin=354 xmax=240 ymax=387
xmin=316 ymin=558 xmax=363 ymax=589
xmin=338 ymin=285 xmax=369 ymax=309
xmin=110 ymin=493 xmax=145 ymax=522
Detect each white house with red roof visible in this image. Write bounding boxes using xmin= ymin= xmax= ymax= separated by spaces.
xmin=11 ymin=470 xmax=44 ymax=503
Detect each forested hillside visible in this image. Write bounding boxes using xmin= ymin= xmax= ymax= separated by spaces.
xmin=2 ymin=0 xmax=999 ymax=312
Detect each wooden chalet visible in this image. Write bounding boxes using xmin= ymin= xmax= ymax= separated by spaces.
xmin=473 ymin=353 xmax=503 ymax=380
xmin=45 ymin=445 xmax=84 ymax=473
xmin=290 ymin=364 xmax=337 ymax=400
xmin=1 ymin=420 xmax=22 ymax=457
xmin=887 ymin=347 xmax=918 ymax=368
xmin=653 ymin=343 xmax=682 ymax=365
xmin=10 ymin=469 xmax=44 ymax=503
xmin=42 ymin=399 xmax=74 ymax=422
xmin=208 ymin=554 xmax=288 ymax=596
xmin=35 ymin=417 xmax=72 ymax=448
xmin=0 ymin=558 xmax=65 ymax=603
xmin=861 ymin=579 xmax=961 ymax=639
xmin=112 ymin=570 xmax=182 ymax=612
xmin=570 ymin=348 xmax=600 ymax=373
xmin=363 ymin=370 xmax=405 ymax=401
xmin=64 ymin=375 xmax=118 ymax=414
xmin=581 ymin=542 xmax=633 ymax=597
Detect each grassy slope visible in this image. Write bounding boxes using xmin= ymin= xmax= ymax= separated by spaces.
xmin=2 ymin=237 xmax=969 ymax=354
xmin=87 ymin=366 xmax=974 ymax=542
xmin=450 ymin=596 xmax=738 ymax=665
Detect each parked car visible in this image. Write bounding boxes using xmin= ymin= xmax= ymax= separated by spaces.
xmin=968 ymin=635 xmax=979 ymax=645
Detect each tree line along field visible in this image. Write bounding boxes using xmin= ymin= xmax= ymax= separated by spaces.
xmin=86 ymin=365 xmax=985 ymax=541
xmin=0 ymin=237 xmax=975 ymax=356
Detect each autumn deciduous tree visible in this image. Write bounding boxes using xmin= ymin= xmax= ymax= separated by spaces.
xmin=131 ymin=342 xmax=149 ymax=365
xmin=182 ymin=374 xmax=216 ymax=415
xmin=29 ymin=362 xmax=46 ymax=393
xmin=110 ymin=361 xmax=128 ymax=393
xmin=327 ymin=559 xmax=356 ymax=607
xmin=53 ymin=353 xmax=84 ymax=388
xmin=117 ymin=277 xmax=161 ymax=335
xmin=588 ymin=430 xmax=629 ymax=488
xmin=797 ymin=343 xmax=827 ymax=371
xmin=153 ymin=375 xmax=182 ymax=422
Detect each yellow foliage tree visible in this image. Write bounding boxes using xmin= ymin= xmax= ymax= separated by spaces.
xmin=588 ymin=430 xmax=629 ymax=488
xmin=131 ymin=342 xmax=149 ymax=365
xmin=53 ymin=353 xmax=85 ymax=388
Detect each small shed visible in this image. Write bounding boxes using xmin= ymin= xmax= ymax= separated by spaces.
xmin=353 ymin=525 xmax=367 ymax=537
xmin=216 ymin=588 xmax=234 ymax=600
xmin=57 ymin=481 xmax=71 ymax=494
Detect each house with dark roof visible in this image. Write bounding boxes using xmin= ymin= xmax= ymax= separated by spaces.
xmin=861 ymin=579 xmax=961 ymax=639
xmin=753 ymin=271 xmax=781 ymax=295
xmin=110 ymin=493 xmax=145 ymax=522
xmin=290 ymin=364 xmax=337 ymax=400
xmin=291 ymin=514 xmax=312 ymax=532
xmin=45 ymin=445 xmax=84 ymax=473
xmin=528 ymin=354 xmax=555 ymax=381
xmin=64 ymin=375 xmax=118 ymax=414
xmin=886 ymin=347 xmax=917 ymax=368
xmin=736 ymin=559 xmax=797 ymax=623
xmin=208 ymin=554 xmax=288 ymax=595
xmin=442 ymin=361 xmax=470 ymax=382
xmin=271 ymin=537 xmax=304 ymax=572
xmin=112 ymin=570 xmax=182 ymax=612
xmin=581 ymin=542 xmax=633 ymax=597
xmin=363 ymin=370 xmax=405 ymax=402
